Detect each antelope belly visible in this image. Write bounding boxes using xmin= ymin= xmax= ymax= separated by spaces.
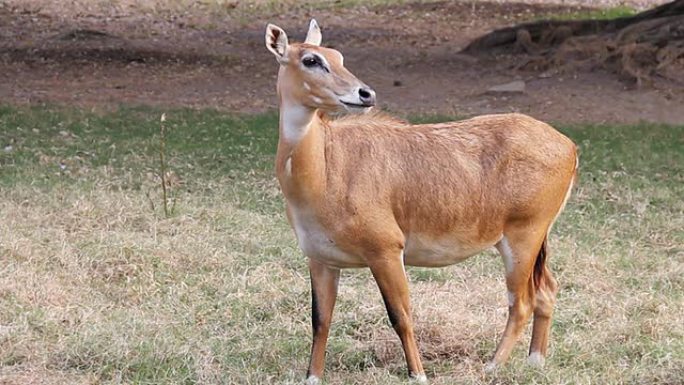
xmin=403 ymin=233 xmax=493 ymax=267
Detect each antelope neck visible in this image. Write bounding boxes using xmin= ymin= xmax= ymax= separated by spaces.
xmin=277 ymin=99 xmax=327 ymax=203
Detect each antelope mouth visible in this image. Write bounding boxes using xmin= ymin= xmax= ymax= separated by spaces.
xmin=340 ymin=100 xmax=374 ymax=109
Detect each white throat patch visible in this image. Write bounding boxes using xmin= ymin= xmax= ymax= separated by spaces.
xmin=280 ymin=101 xmax=315 ymax=143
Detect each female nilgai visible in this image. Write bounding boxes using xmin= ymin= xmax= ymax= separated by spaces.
xmin=265 ymin=20 xmax=577 ymax=384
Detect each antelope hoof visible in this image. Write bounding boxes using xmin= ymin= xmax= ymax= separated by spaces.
xmin=410 ymin=373 xmax=429 ymax=384
xmin=527 ymin=352 xmax=545 ymax=367
xmin=304 ymin=375 xmax=321 ymax=385
xmin=484 ymin=361 xmax=498 ymax=373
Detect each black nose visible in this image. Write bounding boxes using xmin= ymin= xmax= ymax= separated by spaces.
xmin=358 ymin=87 xmax=376 ymax=106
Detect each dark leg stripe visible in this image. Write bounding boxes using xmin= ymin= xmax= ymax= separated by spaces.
xmin=380 ymin=292 xmax=400 ymax=328
xmin=311 ymin=281 xmax=322 ymax=332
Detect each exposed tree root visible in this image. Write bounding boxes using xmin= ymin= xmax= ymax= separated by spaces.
xmin=463 ymin=0 xmax=684 ymax=86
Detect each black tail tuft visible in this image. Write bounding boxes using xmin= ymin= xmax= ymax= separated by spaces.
xmin=533 ymin=236 xmax=548 ymax=288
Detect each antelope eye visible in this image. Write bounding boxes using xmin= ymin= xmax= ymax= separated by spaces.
xmin=302 ymin=56 xmax=319 ymax=67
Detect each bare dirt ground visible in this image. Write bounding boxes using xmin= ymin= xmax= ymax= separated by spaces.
xmin=1 ymin=0 xmax=682 ymax=124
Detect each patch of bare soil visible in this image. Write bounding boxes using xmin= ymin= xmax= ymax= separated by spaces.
xmin=0 ymin=0 xmax=682 ymax=124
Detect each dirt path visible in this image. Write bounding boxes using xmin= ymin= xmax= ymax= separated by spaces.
xmin=1 ymin=0 xmax=682 ymax=124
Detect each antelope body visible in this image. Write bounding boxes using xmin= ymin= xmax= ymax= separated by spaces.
xmin=266 ymin=20 xmax=577 ymax=384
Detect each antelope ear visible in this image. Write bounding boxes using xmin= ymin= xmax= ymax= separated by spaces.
xmin=304 ymin=19 xmax=322 ymax=46
xmin=265 ymin=23 xmax=289 ymax=62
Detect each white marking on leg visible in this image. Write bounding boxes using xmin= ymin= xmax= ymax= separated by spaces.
xmin=484 ymin=361 xmax=498 ymax=372
xmin=303 ymin=82 xmax=311 ymax=91
xmin=528 ymin=351 xmax=545 ymax=367
xmin=507 ymin=291 xmax=515 ymax=307
xmin=498 ymin=236 xmax=515 ymax=275
xmin=400 ymin=250 xmax=407 ymax=278
xmin=410 ymin=373 xmax=429 ymax=384
xmin=305 ymin=375 xmax=321 ymax=385
xmin=285 ymin=157 xmax=292 ymax=176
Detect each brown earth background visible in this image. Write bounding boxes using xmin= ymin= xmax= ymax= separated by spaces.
xmin=0 ymin=0 xmax=682 ymax=124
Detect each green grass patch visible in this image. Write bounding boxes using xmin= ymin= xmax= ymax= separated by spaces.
xmin=0 ymin=106 xmax=278 ymax=184
xmin=543 ymin=5 xmax=637 ymax=21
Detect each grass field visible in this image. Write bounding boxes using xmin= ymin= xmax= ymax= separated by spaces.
xmin=0 ymin=105 xmax=682 ymax=385
xmin=543 ymin=5 xmax=637 ymax=20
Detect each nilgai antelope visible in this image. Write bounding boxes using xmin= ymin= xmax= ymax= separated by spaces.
xmin=265 ymin=20 xmax=578 ymax=384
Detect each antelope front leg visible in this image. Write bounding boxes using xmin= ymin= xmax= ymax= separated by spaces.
xmin=306 ymin=258 xmax=340 ymax=385
xmin=368 ymin=251 xmax=427 ymax=384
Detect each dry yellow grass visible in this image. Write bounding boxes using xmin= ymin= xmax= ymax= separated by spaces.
xmin=0 ymin=106 xmax=682 ymax=384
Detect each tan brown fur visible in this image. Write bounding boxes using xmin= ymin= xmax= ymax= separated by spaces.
xmin=280 ymin=113 xmax=575 ymax=264
xmin=266 ymin=21 xmax=577 ymax=384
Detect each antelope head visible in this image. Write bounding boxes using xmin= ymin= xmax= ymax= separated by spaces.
xmin=265 ymin=20 xmax=376 ymax=113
